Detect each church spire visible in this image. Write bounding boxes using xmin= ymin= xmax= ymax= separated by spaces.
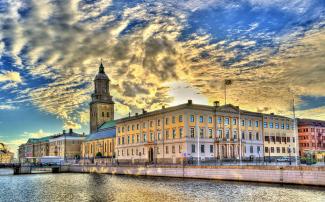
xmin=99 ymin=58 xmax=105 ymax=73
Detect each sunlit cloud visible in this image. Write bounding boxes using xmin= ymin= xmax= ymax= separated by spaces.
xmin=0 ymin=0 xmax=323 ymax=134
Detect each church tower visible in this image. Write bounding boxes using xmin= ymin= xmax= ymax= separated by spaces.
xmin=90 ymin=61 xmax=114 ymax=133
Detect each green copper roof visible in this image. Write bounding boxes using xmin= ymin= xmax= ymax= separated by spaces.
xmin=98 ymin=120 xmax=116 ymax=130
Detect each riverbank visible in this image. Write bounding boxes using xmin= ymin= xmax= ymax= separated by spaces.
xmin=68 ymin=165 xmax=325 ymax=186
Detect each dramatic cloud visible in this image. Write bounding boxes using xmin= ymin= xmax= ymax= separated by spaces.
xmin=0 ymin=104 xmax=18 ymax=110
xmin=0 ymin=0 xmax=324 ymax=132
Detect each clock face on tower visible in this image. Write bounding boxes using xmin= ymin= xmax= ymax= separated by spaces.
xmin=90 ymin=62 xmax=114 ymax=133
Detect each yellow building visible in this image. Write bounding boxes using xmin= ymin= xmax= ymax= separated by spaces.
xmin=0 ymin=143 xmax=14 ymax=163
xmin=263 ymin=114 xmax=298 ymax=160
xmin=115 ymin=100 xmax=297 ymax=164
xmin=49 ymin=129 xmax=85 ymax=160
xmin=81 ymin=120 xmax=116 ymax=164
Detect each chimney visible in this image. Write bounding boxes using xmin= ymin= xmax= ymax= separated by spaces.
xmin=63 ymin=130 xmax=66 ymax=134
xmin=69 ymin=128 xmax=73 ymax=134
xmin=213 ymin=101 xmax=220 ymax=107
xmin=142 ymin=109 xmax=147 ymax=114
xmin=188 ymin=100 xmax=192 ymax=105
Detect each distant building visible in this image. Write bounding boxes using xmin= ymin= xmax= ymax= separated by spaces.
xmin=0 ymin=143 xmax=14 ymax=163
xmin=298 ymin=119 xmax=325 ymax=160
xmin=49 ymin=129 xmax=85 ymax=160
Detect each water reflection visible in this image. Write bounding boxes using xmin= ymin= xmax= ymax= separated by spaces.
xmin=0 ymin=172 xmax=324 ymax=202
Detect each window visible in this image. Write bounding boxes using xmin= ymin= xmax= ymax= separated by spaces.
xmin=172 ymin=146 xmax=175 ymax=153
xmin=165 ymin=118 xmax=169 ymax=125
xmin=199 ymin=116 xmax=204 ymax=123
xmin=102 ymin=112 xmax=105 ymax=117
xmin=226 ymin=129 xmax=230 ymax=139
xmin=150 ymin=121 xmax=153 ymax=127
xmin=287 ymin=137 xmax=290 ymax=142
xmin=232 ymin=118 xmax=237 ymax=125
xmin=165 ymin=130 xmax=169 ymax=139
xmin=218 ymin=130 xmax=223 ymax=138
xmin=292 ymin=137 xmax=295 ymax=143
xmin=107 ymin=112 xmax=109 ymax=117
xmin=143 ymin=122 xmax=146 ymax=128
xmin=143 ymin=134 xmax=147 ymax=142
xmin=132 ymin=135 xmax=135 ymax=143
xmin=166 ymin=146 xmax=169 ymax=154
xmin=225 ymin=117 xmax=229 ymax=125
xmin=191 ymin=144 xmax=195 ymax=153
xmin=179 ymin=145 xmax=182 ymax=153
xmin=269 ymin=122 xmax=273 ymax=128
xmin=281 ymin=123 xmax=285 ymax=129
xmin=275 ymin=123 xmax=279 ymax=129
xmin=137 ymin=124 xmax=139 ymax=130
xmin=255 ymin=121 xmax=259 ymax=127
xmin=172 ymin=129 xmax=176 ymax=139
xmin=127 ymin=136 xmax=130 ymax=144
xmin=257 ymin=146 xmax=260 ymax=153
xmin=241 ymin=119 xmax=245 ymax=126
xmin=210 ymin=145 xmax=214 ymax=153
xmin=158 ymin=132 xmax=161 ymax=140
xmin=179 ymin=115 xmax=183 ymax=122
xmin=179 ymin=128 xmax=183 ymax=138
xmin=137 ymin=134 xmax=140 ymax=142
xmin=157 ymin=120 xmax=160 ymax=126
xmin=132 ymin=125 xmax=134 ymax=130
xmin=150 ymin=132 xmax=153 ymax=141
xmin=282 ymin=147 xmax=285 ymax=153
xmin=209 ymin=128 xmax=213 ymax=138
xmin=271 ymin=147 xmax=274 ymax=153
xmin=250 ymin=146 xmax=253 ymax=153
xmin=293 ymin=147 xmax=295 ymax=153
xmin=233 ymin=130 xmax=237 ymax=139
xmin=122 ymin=137 xmax=125 ymax=144
xmin=201 ymin=145 xmax=205 ymax=153
xmin=241 ymin=131 xmax=245 ymax=139
xmin=265 ymin=147 xmax=269 ymax=153
xmin=200 ymin=128 xmax=204 ymax=138
xmin=256 ymin=132 xmax=259 ymax=140
xmin=190 ymin=128 xmax=195 ymax=138
xmin=122 ymin=127 xmax=124 ymax=132
xmin=286 ymin=124 xmax=289 ymax=129
xmin=172 ymin=116 xmax=175 ymax=124
xmin=249 ymin=120 xmax=252 ymax=127
xmin=276 ymin=147 xmax=280 ymax=153
xmin=208 ymin=116 xmax=212 ymax=123
xmin=264 ymin=122 xmax=267 ymax=128
xmin=128 ymin=125 xmax=130 ymax=131
xmin=249 ymin=132 xmax=252 ymax=140
xmin=218 ymin=117 xmax=222 ymax=124
xmin=190 ymin=115 xmax=195 ymax=122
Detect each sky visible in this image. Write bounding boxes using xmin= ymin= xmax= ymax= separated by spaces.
xmin=0 ymin=0 xmax=324 ymax=154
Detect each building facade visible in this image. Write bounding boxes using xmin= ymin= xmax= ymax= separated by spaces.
xmin=0 ymin=143 xmax=14 ymax=163
xmin=114 ymin=100 xmax=297 ymax=164
xmin=298 ymin=119 xmax=325 ymax=160
xmin=49 ymin=129 xmax=85 ymax=159
xmin=90 ymin=62 xmax=114 ymax=133
xmin=263 ymin=114 xmax=298 ymax=160
xmin=81 ymin=120 xmax=116 ymax=164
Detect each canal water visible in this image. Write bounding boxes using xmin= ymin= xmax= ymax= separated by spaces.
xmin=0 ymin=169 xmax=324 ymax=202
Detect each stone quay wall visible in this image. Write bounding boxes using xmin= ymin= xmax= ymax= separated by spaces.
xmin=68 ymin=165 xmax=325 ymax=186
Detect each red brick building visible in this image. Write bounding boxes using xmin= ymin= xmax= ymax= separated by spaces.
xmin=298 ymin=119 xmax=325 ymax=157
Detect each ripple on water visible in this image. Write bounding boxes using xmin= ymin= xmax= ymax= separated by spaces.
xmin=0 ymin=173 xmax=324 ymax=202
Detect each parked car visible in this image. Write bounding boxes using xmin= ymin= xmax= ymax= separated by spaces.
xmin=276 ymin=157 xmax=290 ymax=162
